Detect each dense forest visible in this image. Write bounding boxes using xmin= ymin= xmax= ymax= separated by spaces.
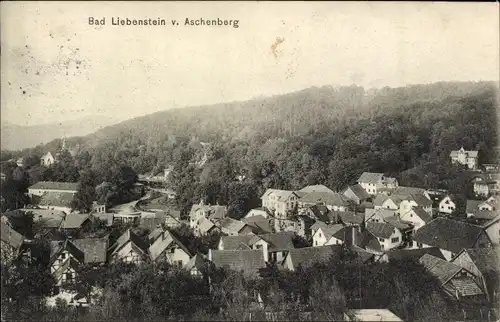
xmin=1 ymin=81 xmax=498 ymax=217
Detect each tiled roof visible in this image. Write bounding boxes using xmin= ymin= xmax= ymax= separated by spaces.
xmin=220 ymin=217 xmax=247 ymax=234
xmin=462 ymin=247 xmax=500 ymax=273
xmin=185 ymin=253 xmax=208 ymax=272
xmin=412 ymin=206 xmax=433 ymax=223
xmin=50 ymin=239 xmax=85 ymax=264
xmin=198 ymin=217 xmax=216 ymax=234
xmin=365 ymin=208 xmax=397 ymax=221
xmin=0 ymin=221 xmax=24 ymax=251
xmin=310 ymin=221 xmax=328 ymax=234
xmin=261 ymin=189 xmax=297 ymax=202
xmin=109 ymin=229 xmax=149 ymax=256
xmin=209 ymin=249 xmax=266 ymax=277
xmin=450 ymin=149 xmax=478 ymax=158
xmin=317 ymin=224 xmax=344 ymax=241
xmin=299 ymin=191 xmax=348 ymax=207
xmin=241 ymin=215 xmax=272 ymax=234
xmin=31 ymin=209 xmax=65 ymax=228
xmin=466 ymin=200 xmax=483 ymax=214
xmin=385 ymin=247 xmax=445 ymax=262
xmin=419 ymin=254 xmax=462 ymax=284
xmin=189 ymin=204 xmax=227 ymax=221
xmin=413 ymin=218 xmax=486 ymax=254
xmin=446 ymin=278 xmax=484 ymax=297
xmin=149 ymin=230 xmax=192 ymax=261
xmin=60 ymin=214 xmax=90 ymax=229
xmin=259 ymin=232 xmax=295 ymax=251
xmin=408 ymin=194 xmax=433 ymax=207
xmin=284 ymin=245 xmax=343 ymax=270
xmin=387 ymin=186 xmax=427 ymax=197
xmin=365 ymin=222 xmax=395 ymax=239
xmin=298 ymin=185 xmax=334 ymax=194
xmin=384 ymin=216 xmax=413 ymax=231
xmin=357 ymin=172 xmax=384 ymax=184
xmin=148 ymin=227 xmax=164 ymax=243
xmin=307 ymin=204 xmax=330 ymax=221
xmin=36 ymin=192 xmax=75 ymax=208
xmin=220 ymin=235 xmax=255 ymax=250
xmin=29 ymin=181 xmax=78 ymax=191
xmin=337 ymin=211 xmax=364 ymax=225
xmin=332 ymin=226 xmax=364 ymax=245
xmin=71 ymin=238 xmax=108 ymax=263
xmin=140 ymin=217 xmax=165 ymax=231
xmin=344 ymin=184 xmax=370 ymax=200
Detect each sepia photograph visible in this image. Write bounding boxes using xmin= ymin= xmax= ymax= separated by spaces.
xmin=1 ymin=1 xmax=499 ymax=321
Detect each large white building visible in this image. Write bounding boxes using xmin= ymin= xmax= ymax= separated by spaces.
xmin=450 ymin=147 xmax=478 ymax=170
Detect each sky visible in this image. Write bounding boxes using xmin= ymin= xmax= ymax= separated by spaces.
xmin=1 ymin=1 xmax=499 ymax=126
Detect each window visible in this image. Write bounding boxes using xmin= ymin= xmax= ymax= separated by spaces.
xmin=391 ymin=237 xmax=399 ymax=243
xmin=417 ymin=242 xmax=423 ymax=248
xmin=378 ymin=238 xmax=384 ymax=242
xmin=61 ymin=253 xmax=67 ymax=259
xmin=255 ymin=244 xmax=262 ymax=250
xmin=176 ymin=260 xmax=182 ymax=267
xmin=170 ymin=247 xmax=176 ymax=254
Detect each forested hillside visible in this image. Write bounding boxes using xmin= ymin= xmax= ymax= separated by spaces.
xmin=4 ymin=81 xmax=499 ymax=217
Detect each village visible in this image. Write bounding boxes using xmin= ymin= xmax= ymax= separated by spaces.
xmin=1 ymin=143 xmax=499 ymax=321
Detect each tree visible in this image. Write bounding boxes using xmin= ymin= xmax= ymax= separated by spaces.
xmin=71 ymin=169 xmax=98 ymax=212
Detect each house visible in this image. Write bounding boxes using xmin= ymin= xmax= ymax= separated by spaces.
xmin=41 ymin=152 xmax=56 ymax=167
xmin=281 ymin=245 xmax=343 ymax=271
xmin=344 ymin=309 xmax=403 ymax=321
xmin=59 ymin=214 xmax=92 ymax=237
xmin=471 ymin=172 xmax=500 ymax=197
xmin=301 ymin=204 xmax=330 ymax=222
xmin=109 ymin=204 xmax=141 ymax=225
xmin=437 ymin=195 xmax=456 ymax=214
xmin=331 ymin=211 xmax=365 ymax=227
xmin=107 ymin=229 xmax=149 ymax=265
xmin=342 ymin=184 xmax=371 ymax=205
xmin=208 ymin=249 xmax=266 ymax=278
xmin=28 ymin=181 xmax=78 ymax=196
xmin=140 ymin=211 xmax=181 ymax=231
xmin=450 ymin=146 xmax=479 ymax=170
xmin=28 ymin=181 xmax=79 ymax=213
xmin=49 ymin=238 xmax=108 ymax=292
xmin=400 ymin=206 xmax=433 ymax=232
xmin=479 ymin=214 xmax=500 ymax=245
xmin=419 ymin=254 xmax=486 ymax=303
xmin=466 ymin=196 xmax=500 ymax=221
xmin=482 ymin=164 xmax=500 ymax=172
xmin=373 ymin=194 xmax=401 ymax=210
xmin=380 ymin=186 xmax=430 ymax=199
xmin=241 ymin=215 xmax=273 ymax=235
xmin=451 ymin=247 xmax=500 ymax=303
xmin=219 ymin=217 xmax=253 ymax=236
xmin=312 ymin=224 xmax=343 ymax=247
xmin=357 ymin=172 xmax=398 ymax=195
xmin=413 ymin=218 xmax=492 ymax=260
xmin=244 ymin=207 xmax=271 ymax=219
xmin=91 ymin=202 xmax=106 ymax=214
xmin=297 ymin=184 xmax=335 ymax=195
xmin=365 ymin=221 xmax=403 ymax=252
xmin=378 ymin=246 xmax=445 ymax=263
xmin=365 ymin=208 xmax=398 ymax=223
xmin=218 ymin=232 xmax=295 ymax=263
xmin=260 ymin=189 xmax=299 ymax=219
xmin=189 ymin=201 xmax=227 ymax=232
xmin=196 ymin=217 xmax=219 ymax=236
xmin=185 ymin=253 xmax=209 ymax=278
xmin=398 ymin=194 xmax=433 ymax=217
xmin=148 ymin=229 xmax=192 ymax=267
xmin=298 ymin=190 xmax=349 ymax=212
xmin=0 ymin=221 xmax=25 ymax=262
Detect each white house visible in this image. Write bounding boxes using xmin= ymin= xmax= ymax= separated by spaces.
xmin=438 ymin=195 xmax=456 ymax=214
xmin=398 ymin=194 xmax=433 ymax=217
xmin=400 ymin=206 xmax=433 ymax=233
xmin=28 ymin=181 xmax=78 ymax=196
xmin=261 ymin=189 xmax=299 ymax=219
xmin=449 ymin=147 xmax=479 ymax=170
xmin=357 ymin=172 xmax=398 ymax=195
xmin=365 ymin=221 xmax=403 ymax=252
xmin=41 ymin=152 xmax=56 ymax=167
xmin=312 ymin=224 xmax=343 ymax=247
xmin=373 ymin=195 xmax=400 ymax=210
xmin=108 ymin=229 xmax=149 ymax=265
xmin=244 ymin=207 xmax=270 ymax=219
xmin=148 ymin=229 xmax=192 ymax=267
